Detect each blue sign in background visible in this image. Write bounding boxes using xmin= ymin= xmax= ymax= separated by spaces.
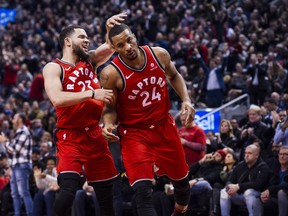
xmin=0 ymin=8 xmax=16 ymax=26
xmin=194 ymin=110 xmax=221 ymax=133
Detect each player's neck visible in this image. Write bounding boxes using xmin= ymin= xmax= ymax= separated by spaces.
xmin=122 ymin=48 xmax=145 ymax=70
xmin=61 ymin=52 xmax=79 ymax=66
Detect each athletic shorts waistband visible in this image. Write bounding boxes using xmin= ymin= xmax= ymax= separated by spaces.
xmin=120 ymin=114 xmax=172 ymax=129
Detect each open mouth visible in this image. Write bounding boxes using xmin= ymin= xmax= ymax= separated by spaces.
xmin=83 ymin=45 xmax=89 ymax=52
xmin=127 ymin=50 xmax=135 ymax=57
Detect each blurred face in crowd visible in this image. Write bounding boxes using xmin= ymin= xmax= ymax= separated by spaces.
xmin=248 ymin=109 xmax=261 ymax=123
xmin=235 ymin=63 xmax=243 ymax=73
xmin=46 ymin=158 xmax=56 ymax=174
xmin=40 ymin=142 xmax=50 ymax=155
xmin=213 ymin=152 xmax=224 ymax=162
xmin=12 ymin=114 xmax=21 ymax=130
xmin=245 ymin=145 xmax=259 ymax=167
xmin=220 ymin=121 xmax=230 ymax=134
xmin=230 ymin=119 xmax=238 ymax=129
xmin=257 ymin=53 xmax=263 ymax=62
xmin=111 ymin=29 xmax=138 ymax=61
xmin=271 ymin=143 xmax=281 ymax=157
xmin=250 ymin=53 xmax=257 ymax=64
xmin=0 ymin=157 xmax=8 ymax=169
xmin=279 ymin=110 xmax=287 ymax=121
xmin=225 ymin=153 xmax=236 ymax=165
xmin=278 ymin=147 xmax=288 ymax=166
xmin=206 ymin=131 xmax=215 ymax=141
xmin=32 ymin=152 xmax=40 ymax=162
xmin=209 ymin=59 xmax=217 ymax=69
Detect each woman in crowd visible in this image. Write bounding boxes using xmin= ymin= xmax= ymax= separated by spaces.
xmin=210 ymin=150 xmax=238 ymax=216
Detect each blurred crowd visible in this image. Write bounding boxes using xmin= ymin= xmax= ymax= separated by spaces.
xmin=0 ymin=0 xmax=288 ymax=215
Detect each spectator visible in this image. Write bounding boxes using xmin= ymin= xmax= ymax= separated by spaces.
xmin=0 ymin=113 xmax=34 ymax=216
xmin=220 ymin=144 xmax=271 ymax=216
xmin=206 ymin=131 xmax=218 ymax=154
xmin=226 ymin=63 xmax=248 ymax=101
xmin=39 ymin=141 xmax=53 ymax=167
xmin=16 ymin=63 xmax=33 ymax=86
xmin=178 ymin=112 xmax=206 ymax=166
xmin=217 ymin=119 xmax=238 ymax=151
xmin=29 ymin=72 xmax=44 ymax=102
xmin=163 ymin=150 xmax=226 ymax=214
xmin=267 ymin=53 xmax=287 ymax=94
xmin=239 ymin=104 xmax=270 ymax=160
xmin=230 ymin=118 xmax=241 ymax=142
xmin=195 ymin=43 xmax=229 ymax=108
xmin=273 ymin=100 xmax=288 ymax=146
xmin=210 ymin=150 xmax=238 ymax=216
xmin=33 ymin=157 xmax=58 ymax=216
xmin=73 ymin=181 xmax=100 ymax=216
xmin=245 ymin=53 xmax=271 ymax=106
xmin=31 ymin=118 xmax=45 ymax=146
xmin=2 ymin=57 xmax=19 ymax=98
xmin=260 ymin=146 xmax=288 ymax=216
xmin=0 ymin=152 xmax=10 ymax=192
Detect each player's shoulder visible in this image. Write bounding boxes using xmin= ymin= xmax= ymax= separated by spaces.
xmin=150 ymin=46 xmax=170 ymax=59
xmin=42 ymin=61 xmax=62 ymax=76
xmin=100 ymin=63 xmax=120 ymax=81
xmin=101 ymin=62 xmax=118 ymax=75
xmin=150 ymin=47 xmax=171 ymax=65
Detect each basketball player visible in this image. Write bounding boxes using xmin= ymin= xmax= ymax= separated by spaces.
xmin=100 ymin=23 xmax=195 ymax=216
xmin=42 ymin=13 xmax=126 ymax=216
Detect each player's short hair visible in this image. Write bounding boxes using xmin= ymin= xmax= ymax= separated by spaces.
xmin=108 ymin=23 xmax=131 ymax=44
xmin=59 ymin=25 xmax=83 ymax=49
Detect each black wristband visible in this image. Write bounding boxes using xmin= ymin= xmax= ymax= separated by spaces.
xmin=91 ymin=89 xmax=95 ymax=99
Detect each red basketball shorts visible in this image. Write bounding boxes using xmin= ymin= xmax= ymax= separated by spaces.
xmin=54 ymin=125 xmax=119 ymax=182
xmin=118 ymin=115 xmax=189 ymax=186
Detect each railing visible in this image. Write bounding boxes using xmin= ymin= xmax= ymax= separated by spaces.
xmin=173 ymin=93 xmax=250 ymax=121
xmin=196 ymin=93 xmax=250 ymax=122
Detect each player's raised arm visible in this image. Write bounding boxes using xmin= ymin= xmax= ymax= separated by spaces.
xmin=89 ymin=13 xmax=127 ymax=68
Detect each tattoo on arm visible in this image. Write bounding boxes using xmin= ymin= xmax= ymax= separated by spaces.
xmin=100 ymin=74 xmax=109 ymax=88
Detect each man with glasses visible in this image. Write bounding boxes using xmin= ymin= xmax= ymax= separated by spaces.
xmin=261 ymin=146 xmax=288 ymax=216
xmin=273 ymin=100 xmax=288 ymax=146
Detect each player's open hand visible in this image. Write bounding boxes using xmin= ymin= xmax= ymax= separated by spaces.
xmin=181 ymin=101 xmax=195 ymax=126
xmin=106 ymin=13 xmax=127 ymax=30
xmin=102 ymin=124 xmax=120 ymax=142
xmin=93 ymin=89 xmax=114 ymax=104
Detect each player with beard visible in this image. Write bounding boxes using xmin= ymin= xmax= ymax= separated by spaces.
xmin=100 ymin=23 xmax=195 ymax=216
xmin=42 ymin=13 xmax=126 ymax=216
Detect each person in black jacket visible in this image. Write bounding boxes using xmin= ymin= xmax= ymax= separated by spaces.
xmin=154 ymin=150 xmax=225 ymax=216
xmin=246 ymin=53 xmax=271 ymax=106
xmin=239 ymin=105 xmax=271 ymax=160
xmin=220 ymin=144 xmax=271 ymax=216
xmin=261 ymin=146 xmax=288 ymax=216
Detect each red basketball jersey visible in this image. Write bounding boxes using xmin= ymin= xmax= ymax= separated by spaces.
xmin=111 ymin=46 xmax=170 ymax=126
xmin=53 ymin=59 xmax=103 ymax=128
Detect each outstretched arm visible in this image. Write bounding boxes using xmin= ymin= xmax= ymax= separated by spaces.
xmin=89 ymin=13 xmax=127 ymax=68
